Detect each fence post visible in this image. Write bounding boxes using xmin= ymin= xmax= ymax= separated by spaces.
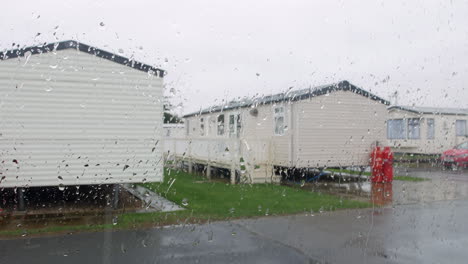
xmin=230 ymin=163 xmax=236 ymax=185
xmin=188 ymin=139 xmax=193 ymax=174
xmin=17 ymin=187 xmax=25 ymax=211
xmin=112 ymin=184 xmax=120 ymax=210
xmin=206 ymin=164 xmax=211 ymax=180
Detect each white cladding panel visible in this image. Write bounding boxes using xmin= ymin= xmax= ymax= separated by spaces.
xmin=294 ymin=91 xmax=387 ymax=167
xmin=0 ymin=49 xmax=163 ymax=187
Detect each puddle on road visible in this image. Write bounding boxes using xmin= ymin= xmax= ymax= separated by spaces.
xmin=293 ymin=173 xmax=468 ymax=207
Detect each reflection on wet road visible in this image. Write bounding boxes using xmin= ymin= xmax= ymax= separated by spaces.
xmin=309 ymin=168 xmax=468 ymax=206
xmin=236 ymin=198 xmax=468 ymax=263
xmin=2 ymin=197 xmax=467 ymax=263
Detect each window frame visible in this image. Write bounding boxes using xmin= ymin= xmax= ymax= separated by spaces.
xmin=407 ymin=118 xmax=421 ymax=139
xmin=228 ymin=113 xmax=241 ymax=138
xmin=455 ymin=120 xmax=467 ymax=136
xmin=217 ymin=114 xmax=225 ymax=136
xmin=387 ymin=119 xmax=406 ymax=139
xmin=200 ymin=117 xmax=205 ymax=136
xmin=426 ymin=118 xmax=435 ymax=140
xmin=273 ymin=106 xmax=286 ymax=136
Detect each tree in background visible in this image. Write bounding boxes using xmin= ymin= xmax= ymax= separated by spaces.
xmin=164 ymin=95 xmax=183 ymax=124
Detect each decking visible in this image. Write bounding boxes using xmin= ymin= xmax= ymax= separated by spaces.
xmin=163 ymin=137 xmax=280 ymax=184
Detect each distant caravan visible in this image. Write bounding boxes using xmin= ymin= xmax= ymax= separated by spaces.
xmin=165 ymin=80 xmax=390 ymax=184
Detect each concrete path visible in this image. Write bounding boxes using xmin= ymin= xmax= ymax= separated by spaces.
xmin=121 ymin=184 xmax=184 ymax=212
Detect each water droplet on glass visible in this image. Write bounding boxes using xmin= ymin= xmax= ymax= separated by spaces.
xmin=99 ymin=22 xmax=105 ymax=27
xmin=49 ymin=64 xmax=58 ymax=69
xmin=118 ymin=48 xmax=124 ymax=54
xmin=44 ymin=86 xmax=53 ymax=92
xmin=181 ymin=198 xmax=189 ymax=206
xmin=112 ymin=216 xmax=118 ymax=225
xmin=23 ymin=51 xmax=32 ymax=66
xmin=58 ymin=184 xmax=65 ymax=191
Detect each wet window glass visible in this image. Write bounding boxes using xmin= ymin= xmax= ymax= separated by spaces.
xmin=217 ymin=114 xmax=225 ymax=135
xmin=456 ymin=120 xmax=467 ymax=136
xmin=1 ymin=1 xmax=468 ymax=263
xmin=200 ymin=117 xmax=205 ymax=136
xmin=387 ymin=119 xmax=406 ymax=139
xmin=407 ymin=118 xmax=421 ymax=139
xmin=274 ymin=106 xmax=285 ymax=135
xmin=426 ymin=118 xmax=435 ymax=139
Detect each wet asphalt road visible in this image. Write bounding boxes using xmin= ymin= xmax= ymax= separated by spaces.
xmin=1 ymin=169 xmax=467 ymax=264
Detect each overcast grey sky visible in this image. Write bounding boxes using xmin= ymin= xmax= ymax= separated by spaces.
xmin=1 ymin=0 xmax=467 ymax=113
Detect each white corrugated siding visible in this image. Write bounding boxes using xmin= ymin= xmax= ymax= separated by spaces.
xmin=0 ymin=49 xmax=163 ymax=188
xmin=294 ymin=91 xmax=387 ymax=168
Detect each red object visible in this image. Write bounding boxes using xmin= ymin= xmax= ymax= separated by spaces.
xmin=440 ymin=142 xmax=468 ymax=169
xmin=382 ymin=146 xmax=393 ymax=183
xmin=370 ymin=146 xmax=384 ymax=183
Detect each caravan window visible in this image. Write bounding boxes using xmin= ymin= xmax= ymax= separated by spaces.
xmin=407 ymin=118 xmax=421 ymax=139
xmin=200 ymin=117 xmax=205 ymax=136
xmin=228 ymin=114 xmax=241 ymax=137
xmin=236 ymin=114 xmax=241 ymax=137
xmin=456 ymin=120 xmax=467 ymax=136
xmin=427 ymin=118 xmax=435 ymax=139
xmin=217 ymin=114 xmax=225 ymax=135
xmin=274 ymin=106 xmax=285 ymax=135
xmin=229 ymin=115 xmax=235 ymax=136
xmin=387 ymin=119 xmax=406 ymax=139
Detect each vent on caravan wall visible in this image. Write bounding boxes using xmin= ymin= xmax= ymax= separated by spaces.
xmin=250 ymin=108 xmax=259 ymax=117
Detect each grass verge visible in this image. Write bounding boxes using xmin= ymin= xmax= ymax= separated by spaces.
xmin=327 ymin=168 xmax=429 ymax=182
xmin=393 ymin=176 xmax=428 ymax=182
xmin=0 ymin=169 xmax=370 ymax=237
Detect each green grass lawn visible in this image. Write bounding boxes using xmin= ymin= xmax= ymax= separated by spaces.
xmin=327 ymin=168 xmax=428 ymax=182
xmin=142 ymin=169 xmax=369 ymax=219
xmin=393 ymin=176 xmax=428 ymax=182
xmin=0 ymin=169 xmax=370 ymax=237
xmin=394 ymin=153 xmax=440 ymax=161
